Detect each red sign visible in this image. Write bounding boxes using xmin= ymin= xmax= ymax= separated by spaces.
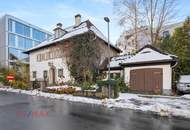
xmin=7 ymin=74 xmax=14 ymax=81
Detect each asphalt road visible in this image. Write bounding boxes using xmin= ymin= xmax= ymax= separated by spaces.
xmin=0 ymin=91 xmax=190 ymax=130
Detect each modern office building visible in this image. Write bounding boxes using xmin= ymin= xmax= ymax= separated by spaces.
xmin=0 ymin=14 xmax=52 ymax=67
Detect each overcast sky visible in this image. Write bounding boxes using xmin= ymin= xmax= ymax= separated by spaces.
xmin=0 ymin=0 xmax=190 ymax=44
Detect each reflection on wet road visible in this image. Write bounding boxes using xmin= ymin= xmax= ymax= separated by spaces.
xmin=0 ymin=91 xmax=190 ymax=130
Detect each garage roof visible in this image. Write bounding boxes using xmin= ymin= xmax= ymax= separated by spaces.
xmin=110 ymin=54 xmax=133 ymax=68
xmin=121 ymin=45 xmax=177 ymax=66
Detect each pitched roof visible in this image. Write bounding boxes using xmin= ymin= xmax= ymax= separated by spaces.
xmin=110 ymin=54 xmax=133 ymax=68
xmin=121 ymin=45 xmax=177 ymax=66
xmin=25 ymin=20 xmax=121 ymax=53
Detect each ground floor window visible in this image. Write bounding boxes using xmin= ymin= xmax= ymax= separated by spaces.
xmin=110 ymin=73 xmax=114 ymax=79
xmin=110 ymin=73 xmax=121 ymax=79
xmin=43 ymin=70 xmax=48 ymax=79
xmin=58 ymin=69 xmax=63 ymax=77
xmin=32 ymin=71 xmax=36 ymax=79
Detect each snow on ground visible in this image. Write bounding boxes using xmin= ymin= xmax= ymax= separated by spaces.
xmin=181 ymin=94 xmax=190 ymax=99
xmin=0 ymin=87 xmax=190 ymax=119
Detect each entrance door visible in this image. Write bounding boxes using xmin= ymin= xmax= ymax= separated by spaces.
xmin=50 ymin=68 xmax=56 ymax=84
xmin=130 ymin=68 xmax=163 ymax=94
xmin=52 ymin=68 xmax=55 ymax=84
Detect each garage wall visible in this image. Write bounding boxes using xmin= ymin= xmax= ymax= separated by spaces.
xmin=124 ymin=64 xmax=172 ymax=94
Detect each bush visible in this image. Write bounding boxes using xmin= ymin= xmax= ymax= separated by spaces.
xmin=47 ymin=87 xmax=76 ymax=94
xmin=31 ymin=80 xmax=40 ymax=89
xmin=10 ymin=80 xmax=29 ymax=90
xmin=97 ymin=78 xmax=128 ymax=98
xmin=116 ymin=78 xmax=128 ymax=93
xmin=0 ymin=64 xmax=30 ymax=88
xmin=97 ymin=79 xmax=119 ymax=98
xmin=78 ymin=82 xmax=95 ymax=90
xmin=0 ymin=67 xmax=14 ymax=86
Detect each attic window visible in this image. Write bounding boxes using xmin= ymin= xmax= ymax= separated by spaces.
xmin=141 ymin=51 xmax=151 ymax=54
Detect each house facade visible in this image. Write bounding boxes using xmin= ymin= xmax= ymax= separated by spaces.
xmin=105 ymin=45 xmax=177 ymax=95
xmin=25 ymin=14 xmax=121 ymax=84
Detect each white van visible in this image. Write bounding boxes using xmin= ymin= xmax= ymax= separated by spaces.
xmin=177 ymin=75 xmax=190 ymax=93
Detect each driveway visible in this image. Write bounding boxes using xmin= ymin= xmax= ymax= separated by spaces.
xmin=0 ymin=91 xmax=190 ymax=130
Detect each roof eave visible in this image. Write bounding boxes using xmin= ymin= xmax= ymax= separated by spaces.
xmin=120 ymin=59 xmax=176 ymax=67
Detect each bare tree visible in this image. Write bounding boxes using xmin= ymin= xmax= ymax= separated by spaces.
xmin=114 ymin=0 xmax=177 ymax=46
xmin=114 ymin=0 xmax=144 ymax=49
xmin=142 ymin=0 xmax=176 ymax=44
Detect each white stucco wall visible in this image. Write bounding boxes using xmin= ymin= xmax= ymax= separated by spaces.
xmin=124 ymin=64 xmax=172 ymax=91
xmin=29 ymin=48 xmax=71 ymax=82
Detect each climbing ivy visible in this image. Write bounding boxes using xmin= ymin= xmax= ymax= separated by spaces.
xmin=68 ymin=33 xmax=101 ymax=83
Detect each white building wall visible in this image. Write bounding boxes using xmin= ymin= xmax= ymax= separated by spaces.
xmin=29 ymin=48 xmax=71 ymax=82
xmin=124 ymin=64 xmax=172 ymax=92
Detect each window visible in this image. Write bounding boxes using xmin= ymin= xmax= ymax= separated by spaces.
xmin=9 ymin=48 xmax=19 ymax=60
xmin=8 ymin=33 xmax=16 ymax=47
xmin=8 ymin=19 xmax=13 ymax=32
xmin=18 ymin=36 xmax=25 ymax=48
xmin=37 ymin=54 xmax=41 ymax=62
xmin=20 ymin=52 xmax=28 ymax=60
xmin=17 ymin=36 xmax=33 ymax=49
xmin=47 ymin=34 xmax=52 ymax=39
xmin=110 ymin=73 xmax=114 ymax=79
xmin=141 ymin=51 xmax=151 ymax=54
xmin=110 ymin=73 xmax=120 ymax=79
xmin=9 ymin=62 xmax=16 ymax=68
xmin=43 ymin=71 xmax=48 ymax=79
xmin=33 ymin=41 xmax=40 ymax=46
xmin=163 ymin=31 xmax=170 ymax=37
xmin=25 ymin=38 xmax=33 ymax=49
xmin=9 ymin=48 xmax=28 ymax=60
xmin=32 ymin=28 xmax=46 ymax=41
xmin=58 ymin=69 xmax=63 ymax=77
xmin=115 ymin=73 xmax=121 ymax=79
xmin=33 ymin=71 xmax=37 ymax=79
xmin=15 ymin=21 xmax=30 ymax=37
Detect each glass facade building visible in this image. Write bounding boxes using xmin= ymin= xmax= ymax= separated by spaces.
xmin=0 ymin=15 xmax=52 ymax=67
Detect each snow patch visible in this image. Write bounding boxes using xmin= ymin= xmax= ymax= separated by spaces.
xmin=181 ymin=94 xmax=190 ymax=99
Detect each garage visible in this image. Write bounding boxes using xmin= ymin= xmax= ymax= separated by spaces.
xmin=130 ymin=68 xmax=163 ymax=94
xmin=120 ymin=45 xmax=178 ymax=95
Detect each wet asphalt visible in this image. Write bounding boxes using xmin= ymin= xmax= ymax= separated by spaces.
xmin=0 ymin=91 xmax=190 ymax=130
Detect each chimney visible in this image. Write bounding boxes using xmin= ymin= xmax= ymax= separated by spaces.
xmin=75 ymin=14 xmax=81 ymax=26
xmin=53 ymin=23 xmax=65 ymax=39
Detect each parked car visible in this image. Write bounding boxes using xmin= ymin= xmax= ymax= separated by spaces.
xmin=177 ymin=75 xmax=190 ymax=93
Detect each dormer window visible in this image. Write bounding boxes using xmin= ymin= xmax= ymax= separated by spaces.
xmin=53 ymin=23 xmax=67 ymax=39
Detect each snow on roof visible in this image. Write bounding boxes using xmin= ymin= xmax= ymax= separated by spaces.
xmin=179 ymin=75 xmax=190 ymax=83
xmin=121 ymin=45 xmax=176 ymax=65
xmin=26 ymin=22 xmax=89 ymax=52
xmin=110 ymin=54 xmax=133 ymax=68
xmin=25 ymin=20 xmax=120 ymax=53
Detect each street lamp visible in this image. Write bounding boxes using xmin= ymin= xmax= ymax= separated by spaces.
xmin=104 ymin=17 xmax=111 ymax=98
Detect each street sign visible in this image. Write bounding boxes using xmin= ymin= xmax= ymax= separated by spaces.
xmin=7 ymin=74 xmax=14 ymax=81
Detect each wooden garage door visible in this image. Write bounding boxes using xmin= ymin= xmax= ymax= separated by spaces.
xmin=130 ymin=68 xmax=163 ymax=94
